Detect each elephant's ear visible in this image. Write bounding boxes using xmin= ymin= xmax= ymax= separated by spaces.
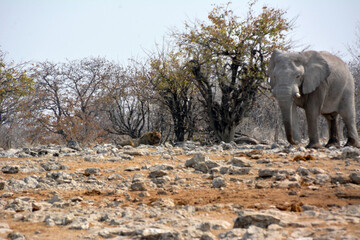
xmin=268 ymin=49 xmax=282 ymax=88
xmin=302 ymin=52 xmax=330 ymax=94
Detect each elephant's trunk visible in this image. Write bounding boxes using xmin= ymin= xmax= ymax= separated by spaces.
xmin=278 ymin=99 xmax=301 ymax=145
xmin=272 ymin=83 xmax=301 ymax=145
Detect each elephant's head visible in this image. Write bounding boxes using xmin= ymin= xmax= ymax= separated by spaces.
xmin=268 ymin=49 xmax=330 ymax=144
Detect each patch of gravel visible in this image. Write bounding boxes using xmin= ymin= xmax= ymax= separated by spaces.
xmin=0 ymin=143 xmax=359 ymax=239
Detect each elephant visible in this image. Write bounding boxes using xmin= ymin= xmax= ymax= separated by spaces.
xmin=269 ymin=49 xmax=360 ymax=148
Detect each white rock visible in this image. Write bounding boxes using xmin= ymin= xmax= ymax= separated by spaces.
xmin=349 ymin=172 xmax=360 ymax=184
xmin=241 ymin=225 xmax=265 ymax=240
xmin=230 ymin=157 xmax=252 ymax=167
xmin=69 ymin=217 xmax=89 ymax=230
xmin=315 ymin=174 xmax=330 ymax=185
xmin=212 ymin=177 xmax=227 ymax=188
xmin=258 ymin=169 xmax=278 ymax=178
xmin=233 ymin=211 xmax=281 ymax=228
xmin=185 ymin=153 xmax=207 ymax=167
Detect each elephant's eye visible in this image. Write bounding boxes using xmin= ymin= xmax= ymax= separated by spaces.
xmin=296 ymin=74 xmax=301 ymax=79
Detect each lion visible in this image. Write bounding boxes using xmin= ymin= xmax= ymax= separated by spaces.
xmin=115 ymin=131 xmax=161 ymax=147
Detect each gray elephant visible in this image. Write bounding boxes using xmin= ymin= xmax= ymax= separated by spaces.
xmin=269 ymin=49 xmax=360 ymax=148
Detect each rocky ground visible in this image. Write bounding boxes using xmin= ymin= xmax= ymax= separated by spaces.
xmin=0 ymin=141 xmax=359 ymax=240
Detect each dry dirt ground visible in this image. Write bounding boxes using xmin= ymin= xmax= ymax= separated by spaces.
xmin=0 ymin=144 xmax=360 ymax=239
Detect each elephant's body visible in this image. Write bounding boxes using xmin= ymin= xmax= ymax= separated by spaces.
xmin=269 ymin=49 xmax=360 ymax=148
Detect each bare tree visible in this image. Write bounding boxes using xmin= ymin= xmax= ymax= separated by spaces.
xmin=101 ymin=64 xmax=152 ymax=138
xmin=347 ymin=23 xmax=360 ymax=131
xmin=30 ymin=61 xmax=68 ymax=140
xmin=31 ymin=58 xmax=112 ymax=143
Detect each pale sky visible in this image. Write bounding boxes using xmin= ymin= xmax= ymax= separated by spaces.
xmin=1 ymin=0 xmax=359 ymax=64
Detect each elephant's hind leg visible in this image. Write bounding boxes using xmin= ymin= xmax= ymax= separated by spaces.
xmin=323 ymin=113 xmax=340 ymax=148
xmin=339 ymin=105 xmax=360 ymax=148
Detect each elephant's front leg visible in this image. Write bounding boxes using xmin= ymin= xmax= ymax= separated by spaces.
xmin=305 ymin=108 xmax=322 ymax=149
xmin=323 ymin=113 xmax=340 ymax=148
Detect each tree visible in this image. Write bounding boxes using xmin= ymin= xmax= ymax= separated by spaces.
xmin=146 ymin=49 xmax=200 ymax=142
xmin=63 ymin=58 xmax=112 ymax=142
xmin=101 ymin=64 xmax=152 ymax=138
xmin=0 ymin=50 xmax=34 ymax=148
xmin=31 ymin=58 xmax=112 ymax=143
xmin=176 ymin=2 xmax=292 ymax=142
xmin=30 ymin=61 xmax=67 ymax=141
xmin=347 ymin=23 xmax=360 ymax=130
xmin=0 ymin=50 xmax=33 ymax=125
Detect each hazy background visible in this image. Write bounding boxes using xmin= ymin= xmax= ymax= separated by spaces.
xmin=1 ymin=0 xmax=359 ymax=63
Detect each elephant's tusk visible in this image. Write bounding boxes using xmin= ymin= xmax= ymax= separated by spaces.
xmin=295 ymin=92 xmax=301 ymax=98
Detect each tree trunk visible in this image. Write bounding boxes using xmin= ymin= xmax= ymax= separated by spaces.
xmin=174 ymin=120 xmax=185 ymax=142
xmin=214 ymin=122 xmax=236 ymax=143
xmin=171 ymin=110 xmax=186 ymax=142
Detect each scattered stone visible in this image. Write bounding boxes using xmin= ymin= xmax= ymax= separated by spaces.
xmin=234 ymin=136 xmax=259 ymax=145
xmin=221 ymin=142 xmax=234 ymax=150
xmin=118 ymin=154 xmax=134 ymax=160
xmin=67 ymin=140 xmax=81 ymax=151
xmin=0 ymin=143 xmax=359 ymax=240
xmin=8 ymin=232 xmax=26 ymax=240
xmin=255 ymin=181 xmax=270 ymax=189
xmin=70 ymin=196 xmax=83 ymax=202
xmin=309 ymin=167 xmax=326 ymax=174
xmin=123 ymin=149 xmax=146 ymax=156
xmin=130 ymin=182 xmax=148 ymax=191
xmin=185 ymin=153 xmax=207 ymax=168
xmin=40 ymin=161 xmax=67 ymax=171
xmin=341 ymin=147 xmax=360 ymax=159
xmin=200 ymin=232 xmax=217 ymax=240
xmin=243 ymin=225 xmax=267 ymax=239
xmin=0 ymin=222 xmax=11 ymax=235
xmin=69 ymin=217 xmax=89 ymax=230
xmin=44 ymin=213 xmax=74 ymax=226
xmin=193 ymin=162 xmax=209 ymax=173
xmin=107 ymin=173 xmax=124 ymax=181
xmin=331 ymin=175 xmax=351 ymax=184
xmin=60 ymin=147 xmax=77 ymax=154
xmin=5 ymin=197 xmax=34 ymax=212
xmin=1 ymin=192 xmax=14 ymax=198
xmin=296 ymin=167 xmax=310 ymax=176
xmin=23 ymin=176 xmax=39 ymax=188
xmin=212 ymin=177 xmax=226 ymax=188
xmin=124 ymin=166 xmax=141 ymax=172
xmin=84 ymin=156 xmax=102 ymax=162
xmin=258 ymin=168 xmax=278 ymax=178
xmin=2 ymin=165 xmax=19 ymax=174
xmin=185 ymin=153 xmax=221 ymax=174
xmin=349 ymin=172 xmax=360 ymax=184
xmin=141 ymin=228 xmax=179 ymax=240
xmin=0 ymin=181 xmax=5 ymax=190
xmin=98 ymin=229 xmax=114 ymax=239
xmin=233 ymin=211 xmax=281 ymax=228
xmin=46 ymin=172 xmax=73 ymax=184
xmin=84 ymin=167 xmax=101 ymax=176
xmin=272 ymin=179 xmax=300 ymax=189
xmin=315 ymin=174 xmax=330 ymax=185
xmin=228 ymin=166 xmax=251 ymax=175
xmin=229 ymin=157 xmax=252 ymax=167
xmin=151 ymin=198 xmax=175 ymax=208
xmin=149 ymin=169 xmax=168 ymax=178
xmin=47 ymin=194 xmax=63 ymax=204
